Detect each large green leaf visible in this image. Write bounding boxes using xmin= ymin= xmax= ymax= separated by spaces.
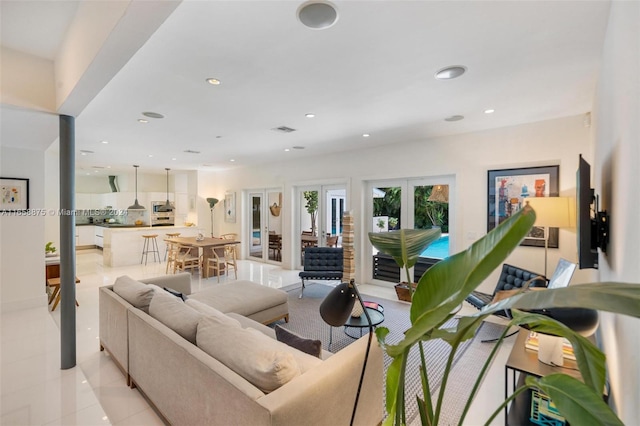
xmin=368 ymin=228 xmax=442 ymax=270
xmin=526 ymin=375 xmax=623 ymax=426
xmin=384 ymin=206 xmax=536 ymax=358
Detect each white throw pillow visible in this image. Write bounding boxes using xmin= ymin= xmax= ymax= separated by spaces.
xmin=113 ymin=275 xmax=154 ymax=313
xmin=196 ymin=316 xmax=300 ymax=393
xmin=185 ymin=299 xmax=241 ymax=328
xmin=149 ymin=292 xmax=202 ymax=344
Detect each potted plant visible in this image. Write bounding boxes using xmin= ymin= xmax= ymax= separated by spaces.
xmin=303 ymin=191 xmax=318 ymax=236
xmin=45 ymin=241 xmax=57 ymax=257
xmin=377 ymin=204 xmax=640 ymax=425
xmin=368 ymin=228 xmax=441 ymax=302
xmin=376 ymin=218 xmax=386 ymax=232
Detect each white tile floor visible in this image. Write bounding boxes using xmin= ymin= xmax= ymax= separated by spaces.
xmin=1 ymin=249 xmax=511 ymax=425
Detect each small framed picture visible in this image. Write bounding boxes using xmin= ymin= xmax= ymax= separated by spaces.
xmin=1 ymin=177 xmax=29 ymax=211
xmin=487 ymin=165 xmax=559 ymax=248
xmin=224 ymin=191 xmax=236 ymax=223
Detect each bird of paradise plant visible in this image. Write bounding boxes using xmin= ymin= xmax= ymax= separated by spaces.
xmin=371 ymin=204 xmax=640 ymax=425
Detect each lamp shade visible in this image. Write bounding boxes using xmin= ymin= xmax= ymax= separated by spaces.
xmin=525 ymin=197 xmax=575 ymax=228
xmin=319 ymin=282 xmax=356 ymax=326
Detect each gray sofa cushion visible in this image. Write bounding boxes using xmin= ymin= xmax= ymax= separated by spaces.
xmin=149 ymin=292 xmax=202 ymax=344
xmin=113 ymin=275 xmax=154 ymax=313
xmin=185 ymin=299 xmax=241 ymax=328
xmin=196 ymin=316 xmax=301 ymax=393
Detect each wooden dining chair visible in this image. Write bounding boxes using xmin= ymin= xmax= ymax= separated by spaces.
xmin=173 ymin=244 xmax=200 ymax=274
xmin=205 ymin=247 xmax=225 ymax=282
xmin=223 ymin=244 xmax=238 ymax=280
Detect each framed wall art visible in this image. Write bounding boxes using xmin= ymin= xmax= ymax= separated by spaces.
xmin=224 ymin=191 xmax=236 ymax=223
xmin=487 ymin=165 xmax=559 ymax=248
xmin=1 ymin=177 xmax=29 ymax=211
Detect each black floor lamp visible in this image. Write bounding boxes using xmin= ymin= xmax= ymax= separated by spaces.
xmin=319 ymin=279 xmax=373 ymax=426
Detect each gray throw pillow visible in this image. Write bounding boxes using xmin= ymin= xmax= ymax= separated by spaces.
xmin=275 ymin=325 xmax=322 ymax=358
xmin=113 ymin=275 xmax=154 ymax=313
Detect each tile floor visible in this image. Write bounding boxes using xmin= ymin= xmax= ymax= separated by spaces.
xmin=1 ymin=249 xmax=512 ymax=425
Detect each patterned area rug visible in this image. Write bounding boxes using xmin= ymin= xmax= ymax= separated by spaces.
xmin=276 ymin=282 xmax=505 ymax=425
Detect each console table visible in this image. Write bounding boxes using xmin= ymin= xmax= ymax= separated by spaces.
xmin=505 ymin=330 xmax=585 ymax=425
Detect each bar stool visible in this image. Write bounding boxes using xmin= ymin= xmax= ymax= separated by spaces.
xmin=164 ymin=232 xmax=181 ymax=260
xmin=141 ymin=234 xmax=160 ymax=265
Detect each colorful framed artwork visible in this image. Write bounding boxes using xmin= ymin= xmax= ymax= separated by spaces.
xmin=487 ymin=165 xmax=559 ymax=248
xmin=1 ymin=177 xmax=29 ymax=211
xmin=224 ymin=191 xmax=236 ymax=223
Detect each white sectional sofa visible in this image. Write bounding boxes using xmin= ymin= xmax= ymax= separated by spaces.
xmin=99 ymin=274 xmax=383 ymax=426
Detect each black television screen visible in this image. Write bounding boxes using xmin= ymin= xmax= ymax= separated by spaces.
xmin=577 ymin=154 xmax=598 ymax=269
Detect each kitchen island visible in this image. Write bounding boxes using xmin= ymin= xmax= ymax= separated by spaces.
xmin=103 ymin=225 xmax=201 ymax=267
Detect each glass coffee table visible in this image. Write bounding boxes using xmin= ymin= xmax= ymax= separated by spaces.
xmin=328 ymin=302 xmax=385 ymax=347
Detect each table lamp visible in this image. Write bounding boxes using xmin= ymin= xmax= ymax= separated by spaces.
xmin=525 ymin=197 xmax=575 ymax=277
xmin=319 ymin=279 xmax=373 ymax=426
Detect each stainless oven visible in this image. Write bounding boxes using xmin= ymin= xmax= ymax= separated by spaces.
xmin=151 ymin=201 xmax=175 ymax=226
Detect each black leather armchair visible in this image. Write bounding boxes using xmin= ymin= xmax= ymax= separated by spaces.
xmin=299 ymin=247 xmax=343 ymax=298
xmin=466 ymin=263 xmax=547 ymax=318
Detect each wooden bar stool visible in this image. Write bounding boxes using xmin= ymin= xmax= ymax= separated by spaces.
xmin=164 ymin=232 xmax=181 ymax=260
xmin=141 ymin=234 xmax=160 ymax=265
xmin=46 ymin=277 xmax=80 ymax=311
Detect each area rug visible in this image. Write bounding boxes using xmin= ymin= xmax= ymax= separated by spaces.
xmin=277 ymin=282 xmax=505 ymax=425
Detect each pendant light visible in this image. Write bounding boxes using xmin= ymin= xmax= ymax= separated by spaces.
xmin=157 ymin=168 xmax=173 ymax=212
xmin=127 ymin=165 xmax=145 ymax=210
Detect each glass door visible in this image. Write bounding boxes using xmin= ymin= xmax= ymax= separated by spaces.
xmin=368 ymin=177 xmax=455 ymax=284
xmin=248 ymin=192 xmax=264 ymax=260
xmin=297 ymin=184 xmax=347 ymax=267
xmin=247 ymin=189 xmax=283 ymax=263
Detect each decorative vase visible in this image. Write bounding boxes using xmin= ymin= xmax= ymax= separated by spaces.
xmin=351 ymin=301 xmax=364 ymax=317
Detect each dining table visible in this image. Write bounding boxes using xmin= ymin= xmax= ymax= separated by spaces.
xmin=166 ymin=236 xmax=240 ymax=278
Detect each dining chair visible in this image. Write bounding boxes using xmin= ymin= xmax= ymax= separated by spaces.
xmin=165 ymin=240 xmax=180 ymax=274
xmin=223 ymin=244 xmax=238 ymax=279
xmin=173 ymin=244 xmax=200 ymax=274
xmin=205 ymin=247 xmax=225 ymax=282
xmin=220 ymin=233 xmax=237 ymax=240
xmin=326 ymin=234 xmax=339 ymax=247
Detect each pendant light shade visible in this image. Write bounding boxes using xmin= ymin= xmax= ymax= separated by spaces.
xmin=157 ymin=168 xmax=173 ymax=212
xmin=128 ymin=165 xmax=145 ymax=210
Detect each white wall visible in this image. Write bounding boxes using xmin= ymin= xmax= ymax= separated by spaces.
xmin=592 ymin=1 xmax=640 ymax=422
xmin=0 ymin=147 xmax=48 ymax=311
xmin=199 ymin=114 xmax=593 ymax=292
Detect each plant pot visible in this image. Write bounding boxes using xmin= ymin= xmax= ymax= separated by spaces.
xmin=394 ymin=282 xmax=417 ymax=302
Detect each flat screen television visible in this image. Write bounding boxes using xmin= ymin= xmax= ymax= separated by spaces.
xmin=577 ymin=155 xmax=603 ymax=269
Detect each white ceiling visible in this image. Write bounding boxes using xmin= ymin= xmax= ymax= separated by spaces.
xmin=1 ymin=1 xmax=611 ymax=176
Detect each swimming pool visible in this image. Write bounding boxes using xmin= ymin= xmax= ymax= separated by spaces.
xmin=421 ymin=235 xmax=449 ymax=259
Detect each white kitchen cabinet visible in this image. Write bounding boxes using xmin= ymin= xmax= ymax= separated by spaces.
xmin=76 ymin=193 xmax=92 ymax=210
xmin=76 ymin=226 xmax=95 ymax=247
xmin=95 ymin=226 xmax=104 ymax=248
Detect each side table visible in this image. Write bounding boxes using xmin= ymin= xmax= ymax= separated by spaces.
xmin=504 ymin=329 xmax=584 ymax=425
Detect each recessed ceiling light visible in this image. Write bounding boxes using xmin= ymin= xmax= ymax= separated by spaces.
xmin=445 ymin=115 xmax=465 ymax=122
xmin=101 ymin=140 xmax=108 ymax=144
xmin=435 ymin=65 xmax=467 ymax=80
xmin=484 ymin=109 xmax=495 ymax=114
xmin=305 ymin=113 xmax=315 ymax=118
xmin=148 ymin=154 xmax=153 ymax=158
xmin=362 ymin=133 xmax=370 ymax=138
xmin=142 ymin=112 xmax=164 ymax=119
xmin=206 ymin=78 xmax=221 ymax=85
xmin=284 ymin=148 xmax=291 ymax=152
xmin=171 ymin=158 xmax=177 ymax=161
xmin=230 ymin=159 xmax=236 ymax=162
xmin=106 ymin=166 xmax=111 ymax=169
xmin=138 ymin=119 xmax=148 ymax=123
xmin=297 ymin=1 xmax=339 ymax=30
xmin=94 ymin=170 xmax=98 ymax=173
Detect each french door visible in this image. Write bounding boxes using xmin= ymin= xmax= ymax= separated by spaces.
xmin=296 ymin=184 xmax=347 ymax=268
xmin=247 ymin=189 xmax=283 ymax=263
xmin=367 ymin=176 xmax=455 ymax=284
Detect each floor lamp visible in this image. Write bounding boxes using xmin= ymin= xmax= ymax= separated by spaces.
xmin=207 ymin=198 xmax=218 ymax=237
xmin=319 ymin=279 xmax=372 ymax=426
xmin=525 ymin=197 xmax=574 ymax=277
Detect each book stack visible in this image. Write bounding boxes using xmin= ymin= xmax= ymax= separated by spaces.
xmin=525 ymin=331 xmax=576 ymax=361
